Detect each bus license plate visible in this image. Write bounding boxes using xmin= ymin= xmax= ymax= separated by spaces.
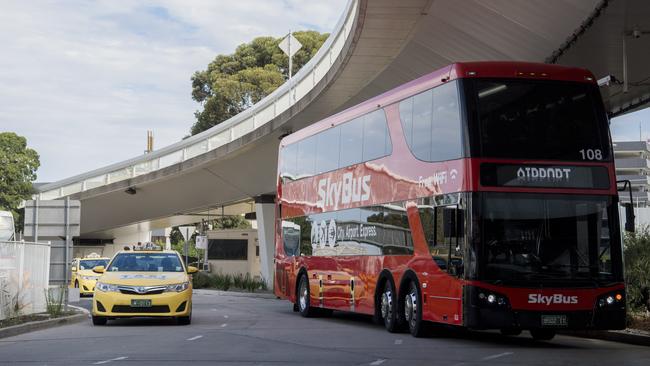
xmin=541 ymin=315 xmax=567 ymax=327
xmin=131 ymin=299 xmax=152 ymax=308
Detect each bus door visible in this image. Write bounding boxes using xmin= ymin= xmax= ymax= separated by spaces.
xmin=418 ymin=198 xmax=465 ymax=324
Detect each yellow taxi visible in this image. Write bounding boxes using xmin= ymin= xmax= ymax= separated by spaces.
xmin=91 ymin=245 xmax=198 ymax=325
xmin=71 ymin=254 xmax=110 ymax=296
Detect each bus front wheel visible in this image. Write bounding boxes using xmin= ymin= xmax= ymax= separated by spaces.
xmin=297 ymin=274 xmax=316 ymax=317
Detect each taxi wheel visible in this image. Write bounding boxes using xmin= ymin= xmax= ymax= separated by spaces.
xmin=92 ymin=315 xmax=107 ymax=326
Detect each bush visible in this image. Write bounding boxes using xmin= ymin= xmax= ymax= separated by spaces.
xmin=624 ymin=226 xmax=650 ymax=313
xmin=44 ymin=286 xmax=65 ymax=318
xmin=191 ymin=271 xmax=211 ymax=289
xmin=191 ymin=271 xmax=266 ymax=292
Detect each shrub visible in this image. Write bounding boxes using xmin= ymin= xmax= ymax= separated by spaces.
xmin=624 ymin=226 xmax=650 ymax=313
xmin=44 ymin=286 xmax=65 ymax=318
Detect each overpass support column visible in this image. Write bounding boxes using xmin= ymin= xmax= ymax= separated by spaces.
xmin=255 ymin=195 xmax=276 ymax=288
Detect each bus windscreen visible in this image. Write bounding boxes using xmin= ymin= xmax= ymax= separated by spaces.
xmin=478 ymin=193 xmax=622 ymax=285
xmin=472 ymin=79 xmax=611 ymax=162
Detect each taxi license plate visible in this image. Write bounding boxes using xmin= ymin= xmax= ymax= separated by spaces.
xmin=541 ymin=315 xmax=568 ymax=327
xmin=131 ymin=299 xmax=152 ymax=308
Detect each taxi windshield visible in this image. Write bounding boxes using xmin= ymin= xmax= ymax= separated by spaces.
xmin=79 ymin=259 xmax=108 ymax=270
xmin=107 ymin=253 xmax=184 ymax=272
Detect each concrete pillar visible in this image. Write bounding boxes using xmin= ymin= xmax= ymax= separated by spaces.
xmin=255 ymin=195 xmax=276 ymax=288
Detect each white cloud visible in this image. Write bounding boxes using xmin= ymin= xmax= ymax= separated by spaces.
xmin=0 ymin=0 xmax=347 ymax=182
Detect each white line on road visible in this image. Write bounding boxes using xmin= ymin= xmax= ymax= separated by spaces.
xmin=394 ymin=339 xmax=402 ymax=345
xmin=211 ymin=308 xmax=217 ymax=311
xmin=482 ymin=352 xmax=514 ymax=361
xmin=186 ymin=335 xmax=203 ymax=341
xmin=221 ymin=323 xmax=228 ymax=327
xmin=93 ymin=356 xmax=128 ymax=364
xmin=370 ymin=359 xmax=386 ymax=365
xmin=223 ymin=315 xmax=229 ymax=318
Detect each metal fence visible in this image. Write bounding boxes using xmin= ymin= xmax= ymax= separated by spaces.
xmin=0 ymin=241 xmax=51 ymax=321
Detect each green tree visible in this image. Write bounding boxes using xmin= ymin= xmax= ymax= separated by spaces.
xmin=190 ymin=30 xmax=329 ymax=135
xmin=0 ymin=132 xmax=40 ymax=233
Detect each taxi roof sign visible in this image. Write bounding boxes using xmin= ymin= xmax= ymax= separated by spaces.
xmin=133 ymin=242 xmax=162 ymax=251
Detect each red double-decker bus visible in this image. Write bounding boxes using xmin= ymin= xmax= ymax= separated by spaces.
xmin=274 ymin=61 xmax=632 ymax=340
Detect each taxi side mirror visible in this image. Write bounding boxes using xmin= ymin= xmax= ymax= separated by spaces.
xmin=71 ymin=267 xmax=77 ymax=272
xmin=93 ymin=266 xmax=105 ymax=273
xmin=187 ymin=266 xmax=199 ymax=274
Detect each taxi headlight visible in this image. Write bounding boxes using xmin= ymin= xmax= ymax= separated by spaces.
xmin=95 ymin=282 xmax=119 ymax=292
xmin=165 ymin=282 xmax=190 ymax=293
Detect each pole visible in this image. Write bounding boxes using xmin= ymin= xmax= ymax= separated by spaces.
xmin=288 ymin=30 xmax=292 ymax=80
xmin=64 ymin=197 xmax=70 ymax=313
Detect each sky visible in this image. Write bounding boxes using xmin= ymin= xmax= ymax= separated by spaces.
xmin=0 ymin=0 xmax=347 ymax=183
xmin=610 ymin=108 xmax=650 ymax=142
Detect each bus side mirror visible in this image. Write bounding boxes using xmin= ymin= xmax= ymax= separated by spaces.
xmin=443 ymin=208 xmax=464 ymax=238
xmin=624 ymin=203 xmax=635 ymax=233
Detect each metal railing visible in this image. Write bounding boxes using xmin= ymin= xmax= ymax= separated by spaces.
xmin=37 ymin=0 xmax=359 ymax=201
xmin=0 ymin=241 xmax=51 ymax=320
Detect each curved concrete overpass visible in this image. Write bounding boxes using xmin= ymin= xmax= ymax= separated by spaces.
xmin=37 ymin=0 xmax=650 ymax=239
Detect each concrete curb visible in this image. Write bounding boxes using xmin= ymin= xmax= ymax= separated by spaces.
xmin=564 ymin=330 xmax=650 ymax=347
xmin=0 ymin=312 xmax=87 ymax=340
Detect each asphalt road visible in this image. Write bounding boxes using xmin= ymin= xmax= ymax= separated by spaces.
xmin=0 ymin=290 xmax=649 ymax=365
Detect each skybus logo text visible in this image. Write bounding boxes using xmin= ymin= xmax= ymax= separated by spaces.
xmin=528 ymin=294 xmax=578 ymax=305
xmin=317 ymin=173 xmax=371 ymax=209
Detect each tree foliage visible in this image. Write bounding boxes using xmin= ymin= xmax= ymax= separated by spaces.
xmin=0 ymin=132 xmax=40 ymax=232
xmin=624 ymin=227 xmax=650 ymax=312
xmin=190 ymin=30 xmax=329 ymax=135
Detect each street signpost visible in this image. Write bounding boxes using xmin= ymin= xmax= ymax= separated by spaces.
xmin=178 ymin=226 xmax=195 ymax=267
xmin=278 ymin=31 xmax=302 ymax=80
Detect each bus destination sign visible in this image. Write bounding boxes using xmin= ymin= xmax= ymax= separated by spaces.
xmin=480 ymin=163 xmax=610 ymax=189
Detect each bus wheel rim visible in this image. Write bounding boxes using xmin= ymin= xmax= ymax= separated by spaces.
xmin=405 ymin=285 xmax=417 ymax=328
xmin=381 ymin=287 xmax=392 ymax=321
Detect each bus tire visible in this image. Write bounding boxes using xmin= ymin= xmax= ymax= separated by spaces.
xmin=380 ymin=280 xmax=399 ymax=332
xmin=530 ymin=329 xmax=555 ymax=341
xmin=403 ymin=281 xmax=425 ymax=337
xmin=297 ymin=274 xmax=316 ymax=317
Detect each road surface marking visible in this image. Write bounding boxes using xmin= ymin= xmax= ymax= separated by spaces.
xmin=224 ymin=315 xmax=229 ymax=318
xmin=370 ymin=359 xmax=386 ymax=365
xmin=394 ymin=339 xmax=403 ymax=345
xmin=211 ymin=308 xmax=217 ymax=311
xmin=482 ymin=352 xmax=513 ymax=360
xmin=187 ymin=335 xmax=203 ymax=341
xmin=93 ymin=356 xmax=128 ymax=364
xmin=221 ymin=323 xmax=228 ymax=327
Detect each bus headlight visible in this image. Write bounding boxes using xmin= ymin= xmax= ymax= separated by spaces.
xmin=477 ymin=289 xmax=509 ymax=308
xmin=165 ymin=282 xmax=190 ymax=293
xmin=597 ymin=291 xmax=624 ymax=308
xmin=95 ymin=282 xmax=119 ymax=292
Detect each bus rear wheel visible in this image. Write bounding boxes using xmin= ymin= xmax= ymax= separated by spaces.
xmin=403 ymin=281 xmax=424 ymax=337
xmin=297 ymin=274 xmax=316 ymax=317
xmin=380 ymin=281 xmax=399 ymax=332
xmin=530 ymin=329 xmax=555 ymax=341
